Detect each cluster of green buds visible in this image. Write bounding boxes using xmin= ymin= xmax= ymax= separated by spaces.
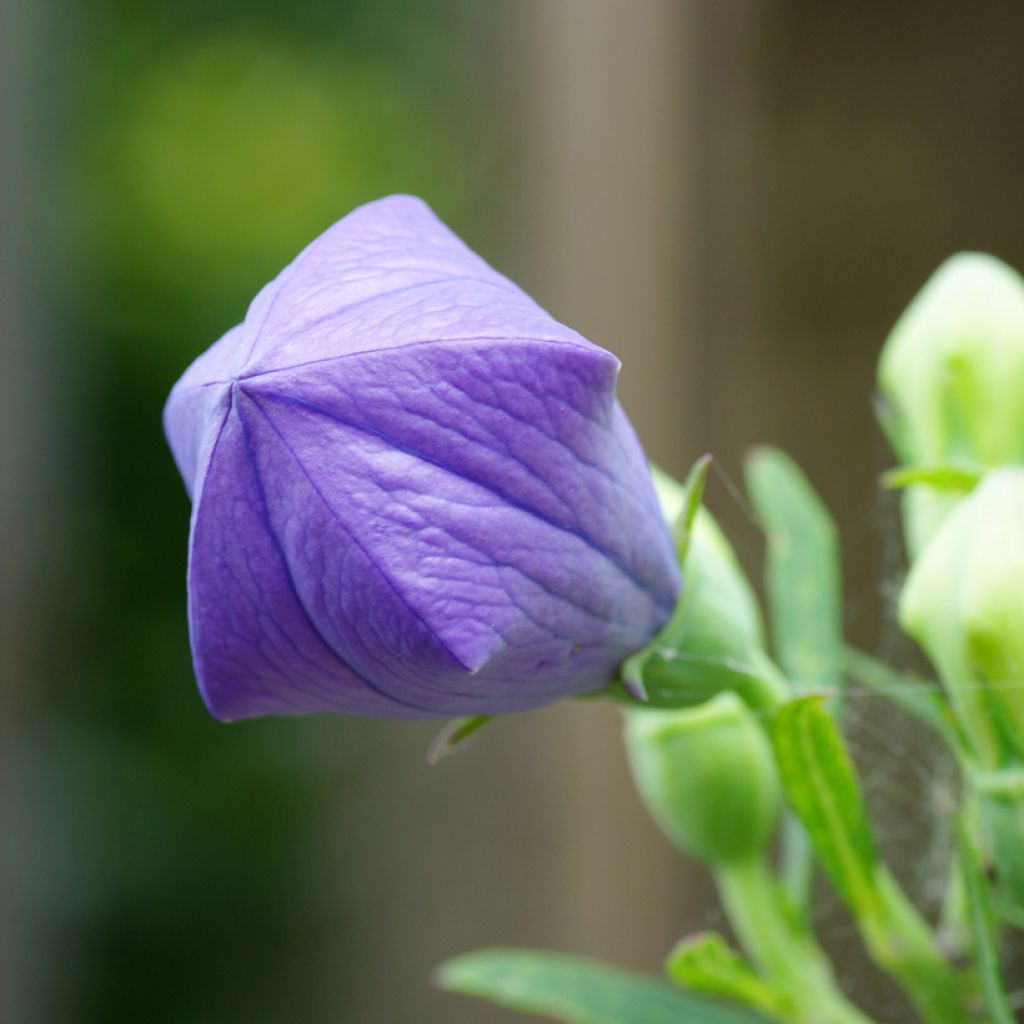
xmin=616 ymin=466 xmax=946 ymax=1024
xmin=878 ymin=253 xmax=1024 ymax=910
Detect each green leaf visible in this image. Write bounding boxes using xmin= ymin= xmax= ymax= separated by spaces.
xmin=956 ymin=819 xmax=1016 ymax=1024
xmin=745 ymin=447 xmax=842 ymax=693
xmin=744 ymin=448 xmax=841 ymax=921
xmin=438 ymin=948 xmax=768 ymax=1024
xmin=772 ymin=696 xmax=879 ymax=914
xmin=666 ymin=933 xmax=791 ymax=1020
xmin=772 ymin=699 xmax=976 ymax=1024
xmin=841 ymin=646 xmax=959 ymax=748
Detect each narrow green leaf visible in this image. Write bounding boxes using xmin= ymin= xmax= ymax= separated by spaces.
xmin=773 ymin=699 xmax=976 ymax=1024
xmin=772 ymin=696 xmax=879 ymax=914
xmin=841 ymin=646 xmax=959 ymax=748
xmin=666 ymin=933 xmax=791 ymax=1020
xmin=745 ymin=447 xmax=842 ymax=692
xmin=956 ymin=819 xmax=1016 ymax=1024
xmin=745 ymin=448 xmax=841 ymax=922
xmin=438 ymin=948 xmax=768 ymax=1024
xmin=673 ymin=453 xmax=714 ymax=560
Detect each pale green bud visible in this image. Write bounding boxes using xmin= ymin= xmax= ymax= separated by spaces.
xmin=624 ymin=693 xmax=781 ymax=865
xmin=899 ymin=467 xmax=1024 ymax=767
xmin=878 ymin=253 xmax=1024 ymax=553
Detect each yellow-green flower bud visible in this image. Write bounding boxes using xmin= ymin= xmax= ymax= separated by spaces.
xmin=878 ymin=253 xmax=1024 ymax=554
xmin=624 ymin=694 xmax=781 ymax=865
xmin=900 ymin=467 xmax=1024 ymax=767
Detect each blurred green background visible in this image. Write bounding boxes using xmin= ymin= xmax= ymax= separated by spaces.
xmin=6 ymin=2 xmax=1024 ymax=1022
xmin=15 ymin=3 xmax=512 ymax=1021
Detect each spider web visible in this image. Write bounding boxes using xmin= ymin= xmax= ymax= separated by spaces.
xmin=705 ymin=463 xmax=1024 ymax=1022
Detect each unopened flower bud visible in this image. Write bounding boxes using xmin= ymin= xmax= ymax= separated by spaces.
xmin=624 ymin=693 xmax=781 ymax=865
xmin=900 ymin=467 xmax=1024 ymax=767
xmin=878 ymin=253 xmax=1024 ymax=553
xmin=164 ymin=196 xmax=679 ymax=721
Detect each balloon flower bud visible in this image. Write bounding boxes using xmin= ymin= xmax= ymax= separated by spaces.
xmin=164 ymin=195 xmax=679 ymax=721
xmin=877 ymin=253 xmax=1024 ymax=554
xmin=900 ymin=467 xmax=1024 ymax=768
xmin=624 ymin=693 xmax=781 ymax=866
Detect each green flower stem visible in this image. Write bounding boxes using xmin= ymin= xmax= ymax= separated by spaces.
xmin=715 ymin=857 xmax=876 ymax=1024
xmin=956 ymin=816 xmax=1017 ymax=1024
xmin=938 ymin=855 xmax=970 ymax=960
xmin=778 ymin=814 xmax=814 ymax=928
xmin=855 ymin=871 xmax=978 ymax=1024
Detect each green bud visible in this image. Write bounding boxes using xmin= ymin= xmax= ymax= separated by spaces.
xmin=624 ymin=693 xmax=781 ymax=865
xmin=637 ymin=468 xmax=787 ymax=711
xmin=878 ymin=253 xmax=1024 ymax=553
xmin=900 ymin=467 xmax=1024 ymax=767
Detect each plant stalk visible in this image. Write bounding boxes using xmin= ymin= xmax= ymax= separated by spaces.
xmin=716 ymin=857 xmax=877 ymax=1024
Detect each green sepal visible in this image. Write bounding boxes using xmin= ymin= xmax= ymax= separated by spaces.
xmin=425 ymin=715 xmax=493 ymax=765
xmin=626 ymin=648 xmax=787 ymax=713
xmin=671 ymin=453 xmax=713 ymax=561
xmin=619 ymin=464 xmax=786 ymax=713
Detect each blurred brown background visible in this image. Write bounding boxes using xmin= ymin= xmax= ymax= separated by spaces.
xmin=4 ymin=1 xmax=1024 ymax=1022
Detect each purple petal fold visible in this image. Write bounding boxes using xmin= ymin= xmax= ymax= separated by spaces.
xmin=165 ymin=195 xmax=679 ymax=720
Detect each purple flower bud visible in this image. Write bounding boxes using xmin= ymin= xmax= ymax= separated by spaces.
xmin=164 ymin=196 xmax=678 ymax=721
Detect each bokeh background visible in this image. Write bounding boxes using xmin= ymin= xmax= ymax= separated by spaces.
xmin=4 ymin=1 xmax=1024 ymax=1022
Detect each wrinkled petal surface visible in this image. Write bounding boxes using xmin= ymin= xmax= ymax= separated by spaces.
xmin=165 ymin=195 xmax=678 ymax=720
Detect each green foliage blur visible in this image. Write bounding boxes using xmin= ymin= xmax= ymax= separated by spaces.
xmin=48 ymin=2 xmax=483 ymax=1020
